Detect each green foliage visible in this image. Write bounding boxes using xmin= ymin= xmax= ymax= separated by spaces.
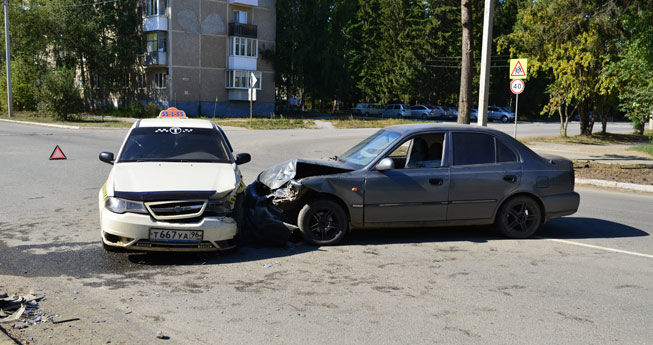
xmin=37 ymin=68 xmax=83 ymax=121
xmin=127 ymin=102 xmax=162 ymax=118
xmin=0 ymin=57 xmax=46 ymax=111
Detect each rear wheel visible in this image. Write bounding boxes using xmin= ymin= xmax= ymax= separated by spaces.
xmin=298 ymin=199 xmax=348 ymax=246
xmin=496 ymin=196 xmax=542 ymax=238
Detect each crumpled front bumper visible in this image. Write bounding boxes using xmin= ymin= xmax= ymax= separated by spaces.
xmin=100 ymin=208 xmax=238 ymax=252
xmin=240 ymin=181 xmax=291 ymax=246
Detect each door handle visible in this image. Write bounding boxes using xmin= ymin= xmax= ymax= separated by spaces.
xmin=429 ymin=178 xmax=444 ymax=186
xmin=503 ymin=175 xmax=518 ymax=183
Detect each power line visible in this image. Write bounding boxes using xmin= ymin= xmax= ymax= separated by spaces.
xmin=11 ymin=0 xmax=120 ymax=9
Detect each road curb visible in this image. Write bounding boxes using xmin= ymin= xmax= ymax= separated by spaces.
xmin=0 ymin=118 xmax=80 ymax=129
xmin=576 ymin=178 xmax=653 ymax=193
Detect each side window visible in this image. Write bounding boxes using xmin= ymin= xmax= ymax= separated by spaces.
xmin=496 ymin=139 xmax=518 ymax=163
xmin=402 ymin=133 xmax=445 ymax=169
xmin=452 ymin=132 xmax=495 ymax=165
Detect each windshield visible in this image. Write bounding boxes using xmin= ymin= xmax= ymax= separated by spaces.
xmin=118 ymin=127 xmax=231 ymax=163
xmin=338 ymin=130 xmax=401 ymax=168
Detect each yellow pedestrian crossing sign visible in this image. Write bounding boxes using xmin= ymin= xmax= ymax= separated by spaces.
xmin=510 ymin=59 xmax=527 ymax=79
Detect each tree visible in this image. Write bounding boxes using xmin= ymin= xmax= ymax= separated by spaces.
xmin=600 ymin=2 xmax=653 ymax=134
xmin=37 ymin=68 xmax=83 ymax=121
xmin=498 ymin=0 xmax=626 ymax=136
xmin=457 ymin=0 xmax=472 ymax=124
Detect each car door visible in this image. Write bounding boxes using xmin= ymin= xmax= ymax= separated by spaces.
xmin=364 ymin=133 xmax=450 ymax=225
xmin=447 ymin=132 xmax=522 ymax=220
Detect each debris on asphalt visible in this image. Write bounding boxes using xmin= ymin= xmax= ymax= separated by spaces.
xmin=156 ymin=330 xmax=169 ymax=340
xmin=1 ymin=292 xmax=45 ymax=324
xmin=264 ymin=264 xmax=273 ymax=268
xmin=0 ymin=304 xmax=26 ymax=323
xmin=50 ymin=317 xmax=80 ymax=325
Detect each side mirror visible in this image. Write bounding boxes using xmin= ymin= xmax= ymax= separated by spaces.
xmin=374 ymin=157 xmax=395 ymax=171
xmin=235 ymin=153 xmax=251 ymax=165
xmin=99 ymin=152 xmax=114 ymax=165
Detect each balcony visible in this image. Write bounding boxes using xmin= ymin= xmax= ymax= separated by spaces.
xmin=144 ymin=51 xmax=167 ymax=66
xmin=229 ymin=0 xmax=258 ymax=6
xmin=229 ymin=22 xmax=257 ymax=38
xmin=228 ymin=56 xmax=257 ymax=70
xmin=143 ymin=15 xmax=168 ymax=32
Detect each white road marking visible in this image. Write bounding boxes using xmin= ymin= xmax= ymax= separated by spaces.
xmin=537 ymin=237 xmax=653 ymax=259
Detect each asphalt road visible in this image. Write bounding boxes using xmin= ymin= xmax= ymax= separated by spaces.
xmin=0 ymin=121 xmax=651 ymax=345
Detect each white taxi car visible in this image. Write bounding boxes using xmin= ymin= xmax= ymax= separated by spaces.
xmin=98 ymin=108 xmax=250 ymax=252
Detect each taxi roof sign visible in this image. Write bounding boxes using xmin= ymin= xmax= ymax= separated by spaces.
xmin=159 ymin=107 xmax=187 ymax=118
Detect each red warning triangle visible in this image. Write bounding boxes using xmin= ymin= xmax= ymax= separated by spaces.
xmin=511 ymin=61 xmax=526 ymax=77
xmin=49 ymin=145 xmax=67 ymax=160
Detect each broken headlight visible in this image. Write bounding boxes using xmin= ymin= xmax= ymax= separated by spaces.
xmin=205 ymin=199 xmax=232 ymax=217
xmin=105 ymin=197 xmax=148 ymax=215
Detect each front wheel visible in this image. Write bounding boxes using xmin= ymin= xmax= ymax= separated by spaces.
xmin=496 ymin=196 xmax=542 ymax=238
xmin=501 ymin=115 xmax=509 ymax=123
xmin=298 ymin=199 xmax=348 ymax=246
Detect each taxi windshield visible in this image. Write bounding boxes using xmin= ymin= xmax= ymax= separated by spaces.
xmin=338 ymin=129 xmax=401 ymax=168
xmin=118 ymin=127 xmax=231 ymax=163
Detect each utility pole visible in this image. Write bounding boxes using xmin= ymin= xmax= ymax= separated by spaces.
xmin=457 ymin=0 xmax=473 ymax=124
xmin=3 ymin=0 xmax=13 ymax=117
xmin=477 ymin=0 xmax=494 ymax=127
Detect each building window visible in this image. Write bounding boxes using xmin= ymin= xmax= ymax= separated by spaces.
xmin=229 ymin=37 xmax=257 ymax=57
xmin=154 ymin=72 xmax=167 ymax=89
xmin=144 ymin=0 xmax=166 ymax=16
xmin=146 ymin=32 xmax=166 ymax=52
xmin=225 ymin=70 xmax=261 ymax=90
xmin=232 ymin=10 xmax=247 ymax=24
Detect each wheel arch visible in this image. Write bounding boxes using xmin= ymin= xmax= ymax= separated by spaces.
xmin=298 ymin=188 xmax=352 ymax=225
xmin=494 ymin=192 xmax=546 ymax=224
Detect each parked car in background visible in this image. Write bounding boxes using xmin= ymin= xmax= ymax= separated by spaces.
xmin=488 ymin=106 xmax=516 ymax=123
xmin=409 ymin=105 xmax=436 ymax=119
xmin=248 ymin=124 xmax=579 ymax=245
xmin=352 ymin=103 xmax=382 ymax=117
xmin=471 ymin=109 xmax=478 ymax=122
xmin=381 ymin=104 xmax=410 ymax=118
xmin=445 ymin=107 xmax=458 ymax=120
xmin=428 ymin=105 xmax=447 ymax=119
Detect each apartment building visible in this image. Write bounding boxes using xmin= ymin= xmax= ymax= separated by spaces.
xmin=141 ymin=0 xmax=275 ymax=116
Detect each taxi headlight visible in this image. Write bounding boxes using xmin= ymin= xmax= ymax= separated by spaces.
xmin=105 ymin=197 xmax=148 ymax=215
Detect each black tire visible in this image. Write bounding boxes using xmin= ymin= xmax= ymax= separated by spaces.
xmin=501 ymin=115 xmax=509 ymax=123
xmin=496 ymin=196 xmax=542 ymax=238
xmin=421 ymin=114 xmax=427 ymax=120
xmin=297 ymin=199 xmax=348 ymax=246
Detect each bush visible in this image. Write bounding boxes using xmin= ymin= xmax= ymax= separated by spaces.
xmin=144 ymin=103 xmax=162 ymax=117
xmin=37 ymin=68 xmax=82 ymax=121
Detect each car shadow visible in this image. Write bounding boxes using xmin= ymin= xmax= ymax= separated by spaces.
xmin=125 ymin=243 xmax=318 ymax=266
xmin=537 ymin=217 xmax=649 ymax=239
xmin=343 ymin=217 xmax=648 ymax=246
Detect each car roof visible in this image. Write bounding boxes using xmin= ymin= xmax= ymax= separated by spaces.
xmin=137 ymin=118 xmax=215 ymax=129
xmin=383 ymin=123 xmax=509 ymax=136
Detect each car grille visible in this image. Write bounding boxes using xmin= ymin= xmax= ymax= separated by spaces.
xmin=145 ymin=200 xmax=207 ymax=220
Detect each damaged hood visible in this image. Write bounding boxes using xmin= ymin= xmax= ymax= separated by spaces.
xmin=258 ymin=159 xmax=353 ymax=190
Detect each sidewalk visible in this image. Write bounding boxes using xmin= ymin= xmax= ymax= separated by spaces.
xmin=527 ymin=141 xmax=653 ymax=166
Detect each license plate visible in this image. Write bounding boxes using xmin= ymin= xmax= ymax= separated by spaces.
xmin=149 ymin=229 xmax=203 ymax=243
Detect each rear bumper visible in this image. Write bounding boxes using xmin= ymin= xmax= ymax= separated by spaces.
xmin=542 ymin=192 xmax=580 ymax=221
xmin=100 ymin=208 xmax=237 ymax=252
